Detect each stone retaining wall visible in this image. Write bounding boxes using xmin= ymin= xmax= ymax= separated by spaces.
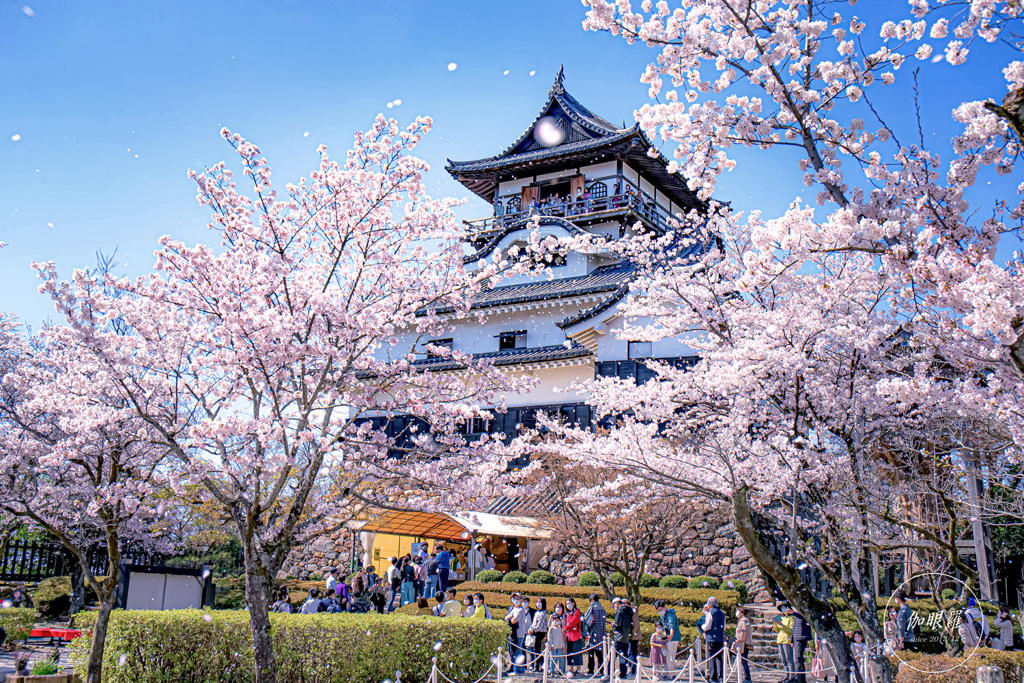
xmin=277 ymin=530 xmax=357 ymax=580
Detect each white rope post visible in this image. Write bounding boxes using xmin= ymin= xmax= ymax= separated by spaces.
xmin=723 ymin=641 xmax=730 ymax=682
xmin=736 ymin=646 xmax=742 ymax=683
xmin=542 ymin=637 xmax=550 ymax=683
xmin=429 ymin=657 xmax=438 ymax=683
xmin=635 ymin=650 xmax=643 ymax=683
xmin=688 ymin=651 xmax=695 ymax=683
xmin=496 ymin=646 xmax=503 ymax=683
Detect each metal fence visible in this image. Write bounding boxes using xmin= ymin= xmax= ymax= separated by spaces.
xmin=0 ymin=538 xmax=240 ymax=583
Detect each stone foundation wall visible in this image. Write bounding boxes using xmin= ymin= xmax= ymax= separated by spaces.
xmin=546 ymin=506 xmax=773 ymax=603
xmin=277 ymin=530 xmax=357 ymax=580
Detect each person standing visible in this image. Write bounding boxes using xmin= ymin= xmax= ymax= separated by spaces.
xmin=563 ymin=597 xmax=584 ymax=675
xmin=468 ymin=543 xmax=484 ymax=581
xmin=585 ymin=593 xmax=607 ymax=675
xmin=424 ymin=552 xmax=440 ymax=600
xmin=505 ymin=593 xmax=529 ymax=674
xmin=790 ymin=604 xmax=812 ymax=683
xmin=994 ymin=606 xmax=1016 ymax=651
xmin=412 ymin=557 xmax=425 ymax=599
xmin=656 ymin=599 xmax=682 ymax=673
xmin=400 ymin=556 xmax=416 ymax=607
xmin=325 ymin=567 xmax=339 ymax=596
xmin=613 ymin=597 xmax=634 ymax=679
xmin=529 ymin=597 xmax=549 ymax=673
xmin=734 ymin=606 xmax=754 ymax=683
xmin=548 ymin=615 xmax=566 ymax=675
xmin=627 ymin=598 xmax=642 ymax=676
xmin=703 ymin=596 xmax=727 ymax=683
xmin=436 ymin=544 xmax=452 ymax=593
xmin=774 ymin=601 xmax=795 ymax=683
xmin=651 ymin=623 xmax=669 ymax=675
xmin=386 ymin=557 xmax=400 ymax=613
xmin=895 ymin=593 xmax=915 ymax=652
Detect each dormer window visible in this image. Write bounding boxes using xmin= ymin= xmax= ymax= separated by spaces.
xmin=426 ymin=339 xmax=453 ymax=358
xmin=498 ymin=331 xmax=527 ymax=351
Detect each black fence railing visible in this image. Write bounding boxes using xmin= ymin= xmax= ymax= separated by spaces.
xmin=0 ymin=538 xmax=243 ymax=583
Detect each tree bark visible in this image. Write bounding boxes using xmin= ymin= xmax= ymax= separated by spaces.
xmin=732 ymin=486 xmax=890 ymax=683
xmin=241 ymin=528 xmax=278 ymax=683
xmin=86 ymin=600 xmax=114 ymax=683
xmin=69 ymin=562 xmax=85 ymax=615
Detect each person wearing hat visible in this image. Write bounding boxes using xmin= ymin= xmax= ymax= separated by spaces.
xmin=964 ymin=596 xmax=990 ymax=639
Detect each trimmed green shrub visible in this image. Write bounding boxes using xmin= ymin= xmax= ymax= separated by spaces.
xmin=0 ymin=607 xmax=36 ymax=641
xmin=70 ymin=609 xmax=507 ymax=683
xmin=609 ymin=572 xmax=626 ymax=587
xmin=638 ymin=573 xmax=660 ymax=588
xmin=658 ymin=575 xmax=690 ymax=589
xmin=688 ymin=576 xmax=720 ymax=590
xmin=720 ymin=579 xmax=748 ymax=602
xmin=940 ymin=588 xmax=956 ymax=601
xmin=577 ymin=572 xmax=600 ymax=587
xmin=503 ymin=571 xmax=527 ymax=584
xmin=526 ymin=570 xmax=556 ymax=585
xmin=32 ymin=575 xmax=101 ymax=617
xmin=475 ymin=570 xmax=503 ymax=583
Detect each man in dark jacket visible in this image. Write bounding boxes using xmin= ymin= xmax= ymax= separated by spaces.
xmin=703 ymin=597 xmax=727 ymax=683
xmin=788 ymin=603 xmax=813 ymax=683
xmin=627 ymin=598 xmax=642 ymax=676
xmin=613 ymin=597 xmax=634 ymax=679
xmin=585 ymin=594 xmax=607 ymax=675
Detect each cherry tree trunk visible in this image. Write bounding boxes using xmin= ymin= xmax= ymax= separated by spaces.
xmin=241 ymin=537 xmax=277 ymax=683
xmin=85 ymin=600 xmax=114 ymax=683
xmin=732 ymin=486 xmax=891 ymax=683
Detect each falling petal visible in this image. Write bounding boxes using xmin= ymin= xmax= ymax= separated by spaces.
xmin=118 ymin=654 xmax=128 ymax=667
xmin=202 ymin=569 xmax=211 ymax=579
xmin=22 ymin=6 xmax=35 ymax=18
xmin=11 ymin=134 xmax=20 ymax=141
xmin=529 ymin=70 xmax=536 ymax=76
xmin=447 ymin=63 xmax=457 ymax=71
xmin=797 ymin=562 xmax=808 ymax=570
xmin=931 ymin=54 xmax=943 ymax=63
xmin=433 ymin=641 xmax=443 ymax=651
xmin=727 ymin=581 xmax=735 ymax=588
xmin=303 ymin=132 xmax=309 ymax=137
xmin=387 ymin=102 xmax=394 ymax=108
xmin=503 ymin=70 xmax=509 ymax=75
xmin=0 ymin=600 xmax=12 ymax=609
xmin=393 ymin=99 xmax=402 ymax=106
xmin=516 ymin=654 xmax=526 ymax=665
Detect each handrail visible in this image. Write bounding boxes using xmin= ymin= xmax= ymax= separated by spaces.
xmin=465 ymin=174 xmax=677 ymax=238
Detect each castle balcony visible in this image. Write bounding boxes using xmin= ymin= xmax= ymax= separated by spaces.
xmin=463 ymin=174 xmax=677 ymax=245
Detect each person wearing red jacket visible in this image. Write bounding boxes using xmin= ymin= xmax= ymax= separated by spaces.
xmin=563 ymin=597 xmax=584 ymax=675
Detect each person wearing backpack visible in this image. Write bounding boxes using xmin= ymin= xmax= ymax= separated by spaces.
xmin=790 ymin=604 xmax=812 ymax=683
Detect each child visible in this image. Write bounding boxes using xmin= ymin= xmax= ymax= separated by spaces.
xmin=651 ymin=622 xmax=668 ymax=673
xmin=849 ymin=631 xmax=866 ymax=659
xmin=548 ymin=615 xmax=566 ymax=674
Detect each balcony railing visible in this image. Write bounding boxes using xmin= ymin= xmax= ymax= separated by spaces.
xmin=464 ymin=174 xmax=677 ymax=242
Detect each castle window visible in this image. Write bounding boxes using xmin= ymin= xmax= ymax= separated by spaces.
xmin=426 ymin=339 xmax=453 ymax=357
xmin=627 ymin=341 xmax=652 ymax=359
xmin=499 ymin=330 xmax=527 ymax=351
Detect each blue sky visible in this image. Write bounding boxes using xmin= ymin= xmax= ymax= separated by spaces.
xmin=2 ymin=1 xmax=1020 ymax=328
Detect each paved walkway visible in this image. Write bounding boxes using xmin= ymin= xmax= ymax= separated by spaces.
xmin=0 ymin=641 xmax=74 ymax=677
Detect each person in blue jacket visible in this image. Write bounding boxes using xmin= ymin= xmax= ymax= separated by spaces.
xmin=435 ymin=543 xmax=452 ymax=592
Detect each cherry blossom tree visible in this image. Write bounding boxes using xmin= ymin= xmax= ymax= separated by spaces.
xmin=30 ymin=116 xmax=569 ymax=683
xmin=0 ymin=315 xmax=170 ymax=683
xmin=534 ymin=2 xmax=1024 ymax=679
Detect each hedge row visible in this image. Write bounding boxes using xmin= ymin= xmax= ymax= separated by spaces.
xmin=0 ymin=607 xmax=36 ymax=641
xmin=70 ymin=609 xmax=506 ymax=683
xmin=891 ymin=650 xmax=1024 ymax=683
